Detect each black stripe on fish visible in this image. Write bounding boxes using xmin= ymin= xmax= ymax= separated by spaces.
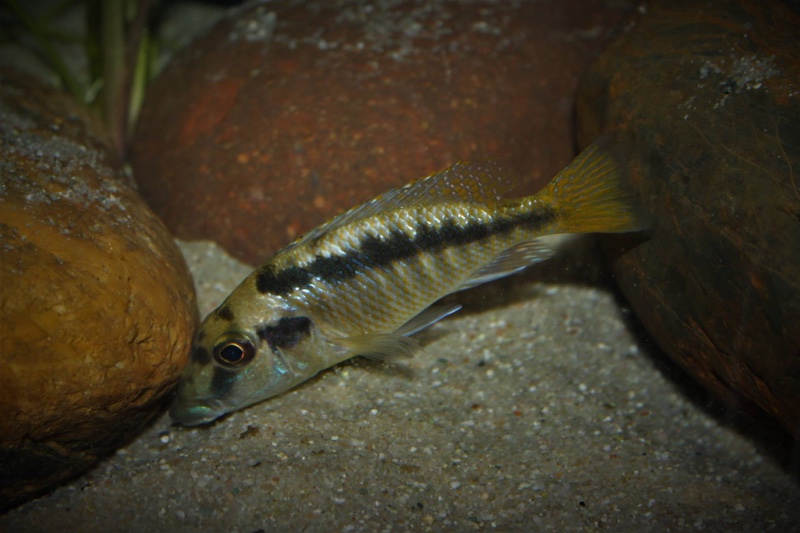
xmin=210 ymin=366 xmax=237 ymax=398
xmin=256 ymin=207 xmax=557 ymax=296
xmin=257 ymin=264 xmax=312 ymax=295
xmin=192 ymin=345 xmax=212 ymax=365
xmin=216 ymin=305 xmax=235 ymax=321
xmin=256 ymin=316 xmax=312 ymax=352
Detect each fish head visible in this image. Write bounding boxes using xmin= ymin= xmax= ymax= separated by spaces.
xmin=169 ymin=301 xmax=332 ymax=426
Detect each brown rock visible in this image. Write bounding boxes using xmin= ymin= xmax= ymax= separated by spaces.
xmin=131 ymin=0 xmax=635 ymax=264
xmin=0 ymin=69 xmax=197 ymax=511
xmin=576 ymin=0 xmax=800 ymax=436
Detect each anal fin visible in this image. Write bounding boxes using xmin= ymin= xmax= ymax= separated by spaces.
xmin=458 ymin=240 xmax=554 ymax=291
xmin=332 ymin=303 xmax=462 ymax=362
xmin=394 ymin=302 xmax=462 ymax=337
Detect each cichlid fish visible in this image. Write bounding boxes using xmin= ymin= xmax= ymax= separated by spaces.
xmin=170 ymin=140 xmax=647 ymax=425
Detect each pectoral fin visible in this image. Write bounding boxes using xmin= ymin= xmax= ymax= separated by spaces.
xmin=334 ymin=334 xmax=420 ymax=361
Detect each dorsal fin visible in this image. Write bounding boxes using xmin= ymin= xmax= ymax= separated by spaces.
xmin=283 ymin=161 xmax=516 ymax=252
xmin=387 ymin=160 xmax=516 ymax=207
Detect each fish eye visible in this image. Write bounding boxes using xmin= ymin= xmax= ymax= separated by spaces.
xmin=213 ymin=339 xmax=256 ymax=367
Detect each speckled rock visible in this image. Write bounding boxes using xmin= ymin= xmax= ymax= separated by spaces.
xmin=131 ymin=0 xmax=635 ymax=264
xmin=576 ymin=0 xmax=800 ymax=437
xmin=0 ymin=69 xmax=197 ymax=511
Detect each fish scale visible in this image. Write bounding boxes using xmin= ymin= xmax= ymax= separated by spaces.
xmin=169 ymin=140 xmax=648 ymax=425
xmin=290 ymin=204 xmax=505 ymax=335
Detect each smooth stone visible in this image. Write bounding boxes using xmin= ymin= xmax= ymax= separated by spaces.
xmin=131 ymin=0 xmax=635 ymax=264
xmin=0 ymin=69 xmax=198 ymax=510
xmin=576 ymin=0 xmax=800 ymax=437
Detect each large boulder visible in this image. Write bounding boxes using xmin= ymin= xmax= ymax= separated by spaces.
xmin=0 ymin=69 xmax=197 ymax=510
xmin=577 ymin=0 xmax=800 ymax=437
xmin=131 ymin=0 xmax=635 ymax=264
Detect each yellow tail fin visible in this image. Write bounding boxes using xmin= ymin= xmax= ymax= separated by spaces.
xmin=536 ymin=138 xmax=649 ymax=234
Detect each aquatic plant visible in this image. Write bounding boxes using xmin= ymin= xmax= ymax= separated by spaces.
xmin=3 ymin=0 xmax=160 ymax=159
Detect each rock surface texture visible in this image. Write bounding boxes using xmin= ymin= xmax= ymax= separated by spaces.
xmin=0 ymin=69 xmax=197 ymax=511
xmin=577 ymin=0 xmax=800 ymax=437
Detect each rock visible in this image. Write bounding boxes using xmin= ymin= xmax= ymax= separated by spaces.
xmin=0 ymin=69 xmax=197 ymax=511
xmin=131 ymin=0 xmax=635 ymax=264
xmin=576 ymin=0 xmax=800 ymax=437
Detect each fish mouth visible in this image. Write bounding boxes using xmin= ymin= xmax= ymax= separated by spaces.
xmin=169 ymin=397 xmax=228 ymax=426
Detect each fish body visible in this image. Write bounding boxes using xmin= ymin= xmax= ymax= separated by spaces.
xmin=170 ymin=141 xmax=647 ymax=425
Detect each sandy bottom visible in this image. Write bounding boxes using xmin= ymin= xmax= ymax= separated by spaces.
xmin=3 ymin=238 xmax=798 ymax=532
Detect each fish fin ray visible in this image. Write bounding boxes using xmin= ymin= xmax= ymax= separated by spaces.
xmin=334 ymin=333 xmax=420 ymax=361
xmin=458 ymin=240 xmax=554 ymax=291
xmin=534 ymin=137 xmax=649 ymax=234
xmin=282 ymin=162 xmax=516 ymax=251
xmin=393 ymin=303 xmax=462 ymax=337
xmin=280 ymin=197 xmax=391 ymax=252
xmin=389 ymin=161 xmax=516 ymax=207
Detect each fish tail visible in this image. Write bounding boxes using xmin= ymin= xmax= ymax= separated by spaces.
xmin=533 ymin=138 xmax=649 ymax=234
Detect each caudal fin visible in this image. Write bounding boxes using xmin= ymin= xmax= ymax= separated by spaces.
xmin=536 ymin=138 xmax=649 ymax=234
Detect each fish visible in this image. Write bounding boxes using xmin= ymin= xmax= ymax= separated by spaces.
xmin=169 ymin=139 xmax=647 ymax=426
